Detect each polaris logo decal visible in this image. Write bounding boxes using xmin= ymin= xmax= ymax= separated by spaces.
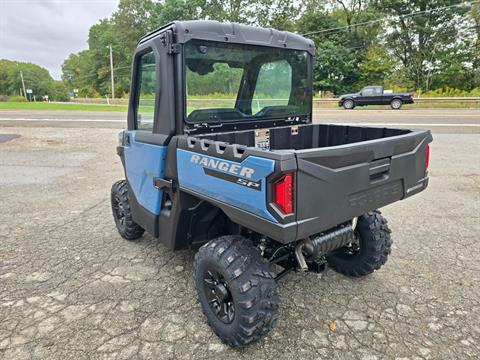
xmin=190 ymin=154 xmax=255 ymax=179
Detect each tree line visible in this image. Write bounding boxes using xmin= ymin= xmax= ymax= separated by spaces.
xmin=1 ymin=0 xmax=479 ymax=101
xmin=61 ymin=0 xmax=479 ymax=98
xmin=0 ymin=60 xmax=68 ymax=101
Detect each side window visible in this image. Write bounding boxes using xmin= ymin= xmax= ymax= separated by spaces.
xmin=135 ymin=51 xmax=156 ymax=130
xmin=252 ymin=60 xmax=292 ymax=114
xmin=362 ymin=87 xmax=374 ymax=96
xmin=186 ymin=62 xmax=243 ymax=116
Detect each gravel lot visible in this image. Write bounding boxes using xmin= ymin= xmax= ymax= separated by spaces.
xmin=0 ymin=122 xmax=479 ymax=359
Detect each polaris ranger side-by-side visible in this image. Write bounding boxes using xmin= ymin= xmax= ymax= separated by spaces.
xmin=111 ymin=21 xmax=432 ymax=347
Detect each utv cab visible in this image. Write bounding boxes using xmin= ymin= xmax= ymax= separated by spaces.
xmin=111 ymin=20 xmax=432 ymax=347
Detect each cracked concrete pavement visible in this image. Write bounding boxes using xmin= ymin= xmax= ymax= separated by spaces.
xmin=0 ymin=124 xmax=479 ymax=359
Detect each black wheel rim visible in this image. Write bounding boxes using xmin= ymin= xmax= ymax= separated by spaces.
xmin=203 ymin=268 xmax=235 ymax=324
xmin=113 ymin=195 xmax=126 ymax=229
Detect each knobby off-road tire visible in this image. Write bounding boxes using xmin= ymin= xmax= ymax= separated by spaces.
xmin=193 ymin=235 xmax=280 ymax=347
xmin=343 ymin=99 xmax=355 ymax=109
xmin=326 ymin=210 xmax=392 ymax=277
xmin=111 ymin=180 xmax=144 ymax=240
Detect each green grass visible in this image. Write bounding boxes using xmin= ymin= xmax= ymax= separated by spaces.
xmin=406 ymin=102 xmax=480 ymax=109
xmin=0 ymin=102 xmax=127 ymax=112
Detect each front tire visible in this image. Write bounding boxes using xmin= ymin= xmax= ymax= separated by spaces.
xmin=390 ymin=98 xmax=403 ymax=109
xmin=326 ymin=211 xmax=392 ymax=277
xmin=111 ymin=180 xmax=144 ymax=240
xmin=343 ymin=99 xmax=355 ymax=109
xmin=194 ymin=235 xmax=279 ymax=347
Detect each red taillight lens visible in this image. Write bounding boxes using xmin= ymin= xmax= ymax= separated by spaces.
xmin=425 ymin=144 xmax=430 ymax=172
xmin=274 ymin=173 xmax=294 ymax=215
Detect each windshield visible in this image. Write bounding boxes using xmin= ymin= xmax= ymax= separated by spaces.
xmin=184 ymin=40 xmax=310 ymax=124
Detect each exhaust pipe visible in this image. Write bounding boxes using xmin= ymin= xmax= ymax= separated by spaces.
xmin=294 ymin=243 xmax=308 ymax=271
xmin=303 ymin=225 xmax=355 ymax=258
xmin=294 ymin=223 xmax=355 ymax=271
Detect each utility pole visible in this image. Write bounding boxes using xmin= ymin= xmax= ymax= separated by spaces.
xmin=20 ymin=69 xmax=27 ymax=101
xmin=108 ymin=45 xmax=115 ymax=100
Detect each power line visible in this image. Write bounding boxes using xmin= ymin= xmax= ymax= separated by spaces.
xmin=60 ymin=65 xmax=132 ymax=83
xmin=301 ymin=2 xmax=474 ymax=36
xmin=334 ymin=25 xmax=479 ymax=54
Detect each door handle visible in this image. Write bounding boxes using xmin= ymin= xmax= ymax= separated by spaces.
xmin=124 ymin=133 xmax=131 ymax=146
xmin=369 ymin=158 xmax=390 ymax=183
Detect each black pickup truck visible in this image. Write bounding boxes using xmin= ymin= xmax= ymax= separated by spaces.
xmin=339 ymin=86 xmax=414 ymax=110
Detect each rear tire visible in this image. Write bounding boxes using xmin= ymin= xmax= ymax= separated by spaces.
xmin=326 ymin=210 xmax=392 ymax=277
xmin=194 ymin=235 xmax=279 ymax=347
xmin=390 ymin=98 xmax=403 ymax=109
xmin=343 ymin=99 xmax=355 ymax=109
xmin=111 ymin=180 xmax=144 ymax=240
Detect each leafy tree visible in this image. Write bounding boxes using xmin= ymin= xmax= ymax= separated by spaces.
xmin=359 ymin=46 xmax=395 ymax=86
xmin=471 ymin=1 xmax=480 ymax=87
xmin=297 ymin=2 xmax=381 ymax=94
xmin=0 ymin=59 xmax=67 ymax=100
xmin=151 ymin=0 xmax=200 ymax=25
xmin=375 ymin=0 xmax=471 ymax=91
xmin=61 ymin=50 xmax=98 ymax=97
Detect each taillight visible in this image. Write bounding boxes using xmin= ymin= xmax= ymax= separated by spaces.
xmin=425 ymin=144 xmax=430 ymax=172
xmin=273 ymin=173 xmax=294 ymax=215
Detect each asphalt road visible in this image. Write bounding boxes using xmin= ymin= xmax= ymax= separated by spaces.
xmin=0 ymin=108 xmax=479 ymax=133
xmin=0 ymin=109 xmax=479 ymax=359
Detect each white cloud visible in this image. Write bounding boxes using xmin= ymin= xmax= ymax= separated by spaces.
xmin=0 ymin=0 xmax=119 ymax=79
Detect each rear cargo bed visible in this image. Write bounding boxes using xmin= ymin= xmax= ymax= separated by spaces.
xmin=190 ymin=123 xmax=432 ymax=241
xmin=196 ymin=123 xmax=411 ymax=150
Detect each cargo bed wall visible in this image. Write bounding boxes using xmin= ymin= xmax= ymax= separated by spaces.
xmin=196 ymin=124 xmax=411 ymax=150
xmin=294 ymin=129 xmax=432 ymax=238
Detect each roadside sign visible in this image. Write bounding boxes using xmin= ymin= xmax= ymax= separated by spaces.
xmin=26 ymin=89 xmax=33 ymax=94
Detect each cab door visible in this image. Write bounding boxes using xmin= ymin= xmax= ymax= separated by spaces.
xmin=359 ymin=86 xmax=376 ymax=105
xmin=371 ymin=86 xmax=384 ymax=105
xmin=122 ymin=45 xmax=168 ymax=236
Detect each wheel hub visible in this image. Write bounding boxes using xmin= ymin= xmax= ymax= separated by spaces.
xmin=203 ymin=269 xmax=235 ymax=324
xmin=213 ymin=282 xmax=229 ymax=302
xmin=113 ymin=195 xmax=126 ymax=226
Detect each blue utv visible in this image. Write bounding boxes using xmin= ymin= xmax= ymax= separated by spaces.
xmin=111 ymin=20 xmax=432 ymax=346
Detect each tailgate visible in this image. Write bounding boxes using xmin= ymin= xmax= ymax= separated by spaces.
xmin=295 ymin=129 xmax=432 ymax=239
